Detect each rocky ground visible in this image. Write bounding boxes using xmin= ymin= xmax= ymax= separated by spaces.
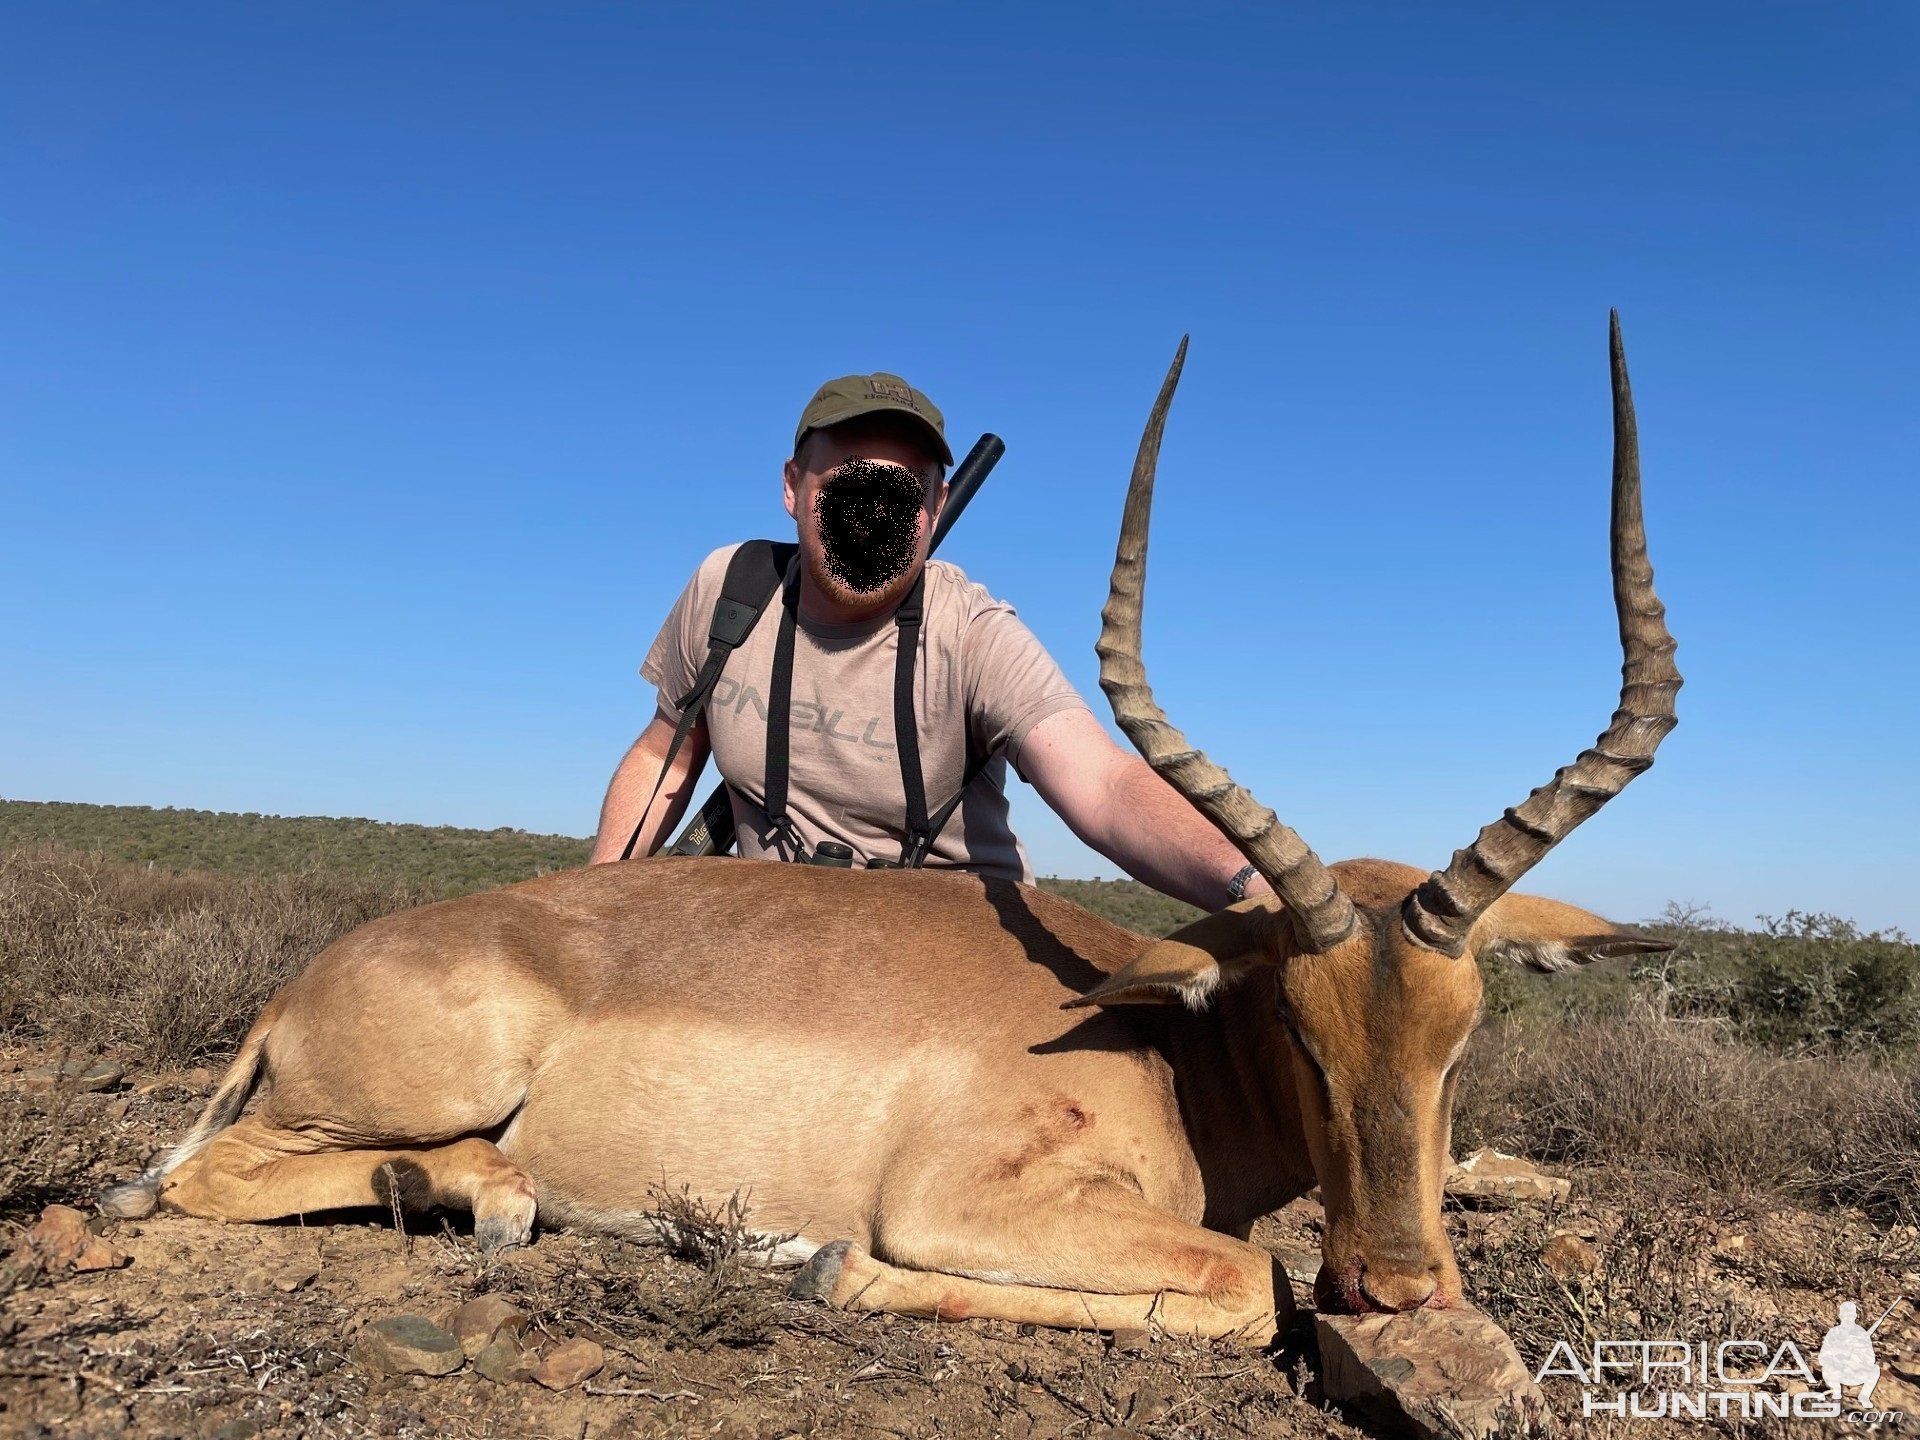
xmin=3 ymin=1046 xmax=1917 ymax=1439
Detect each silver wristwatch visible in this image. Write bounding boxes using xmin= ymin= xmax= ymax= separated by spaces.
xmin=1225 ymin=863 xmax=1260 ymax=903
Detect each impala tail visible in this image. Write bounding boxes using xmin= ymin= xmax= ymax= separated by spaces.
xmin=98 ymin=1002 xmax=280 ymax=1218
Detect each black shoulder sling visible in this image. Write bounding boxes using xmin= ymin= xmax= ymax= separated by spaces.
xmin=616 ymin=539 xmax=795 ymax=861
xmin=618 ymin=542 xmax=988 ymax=866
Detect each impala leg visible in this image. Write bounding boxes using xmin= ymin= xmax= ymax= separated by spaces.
xmin=793 ymin=1183 xmax=1289 ymax=1344
xmin=156 ymin=1117 xmax=539 ymax=1250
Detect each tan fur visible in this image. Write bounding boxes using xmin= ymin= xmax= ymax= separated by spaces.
xmin=116 ymin=852 xmax=1660 ymax=1340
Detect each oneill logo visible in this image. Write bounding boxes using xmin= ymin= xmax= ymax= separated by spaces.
xmin=711 ymin=678 xmax=895 ymax=752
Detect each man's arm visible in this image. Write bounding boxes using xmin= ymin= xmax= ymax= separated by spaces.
xmin=1016 ymin=706 xmax=1272 ymax=912
xmin=588 ymin=711 xmax=713 ymax=864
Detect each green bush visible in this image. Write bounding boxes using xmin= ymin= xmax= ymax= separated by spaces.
xmin=1658 ymin=910 xmax=1920 ymax=1057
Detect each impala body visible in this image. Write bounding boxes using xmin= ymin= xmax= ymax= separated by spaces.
xmin=105 ymin=316 xmax=1680 ymax=1342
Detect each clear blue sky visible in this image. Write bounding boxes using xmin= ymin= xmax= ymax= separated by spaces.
xmin=3 ymin=3 xmax=1915 ymax=932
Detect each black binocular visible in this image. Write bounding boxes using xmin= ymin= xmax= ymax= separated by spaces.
xmin=808 ymin=842 xmax=898 ymax=870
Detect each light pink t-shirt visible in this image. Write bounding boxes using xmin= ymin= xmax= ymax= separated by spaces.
xmin=641 ymin=545 xmax=1088 ymax=882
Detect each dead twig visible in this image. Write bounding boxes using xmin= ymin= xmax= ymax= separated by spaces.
xmin=581 ymin=1384 xmax=701 ymax=1402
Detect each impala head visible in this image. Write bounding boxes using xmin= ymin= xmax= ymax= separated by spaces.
xmin=1072 ymin=315 xmax=1682 ymax=1314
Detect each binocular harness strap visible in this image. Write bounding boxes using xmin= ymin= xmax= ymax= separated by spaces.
xmin=760 ymin=566 xmax=979 ymax=869
xmin=623 ymin=539 xmax=992 ymax=870
xmin=761 ymin=568 xmax=807 ymax=860
xmin=892 ymin=572 xmax=934 ymax=867
xmin=617 ymin=540 xmax=796 ymax=862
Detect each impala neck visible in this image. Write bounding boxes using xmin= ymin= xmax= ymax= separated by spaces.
xmin=1163 ymin=968 xmax=1317 ymax=1230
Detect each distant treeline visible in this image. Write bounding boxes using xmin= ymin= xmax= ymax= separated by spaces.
xmin=0 ymin=799 xmax=589 ymax=896
xmin=0 ymin=799 xmax=1203 ymax=936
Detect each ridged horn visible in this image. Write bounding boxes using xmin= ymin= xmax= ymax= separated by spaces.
xmin=1402 ymin=311 xmax=1682 ymax=955
xmin=1096 ymin=338 xmax=1358 ymax=954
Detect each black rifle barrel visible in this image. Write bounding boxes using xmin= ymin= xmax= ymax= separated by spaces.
xmin=931 ymin=432 xmax=1005 ymax=552
xmin=663 ymin=432 xmax=1006 ymax=859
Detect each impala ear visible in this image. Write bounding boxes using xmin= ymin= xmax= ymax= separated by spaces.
xmin=1473 ymin=892 xmax=1675 ymax=974
xmin=1065 ymin=899 xmax=1286 ymax=1010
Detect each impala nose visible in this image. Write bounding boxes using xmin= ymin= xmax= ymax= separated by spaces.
xmin=1358 ymin=1262 xmax=1440 ymax=1312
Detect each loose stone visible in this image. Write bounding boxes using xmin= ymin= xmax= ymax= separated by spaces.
xmin=534 ymin=1337 xmax=606 ymax=1390
xmin=1317 ymin=1304 xmax=1550 ymax=1440
xmin=350 ymin=1315 xmax=464 ymax=1377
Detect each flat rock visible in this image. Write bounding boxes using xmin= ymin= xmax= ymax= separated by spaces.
xmin=473 ymin=1335 xmax=538 ymax=1384
xmin=1107 ymin=1327 xmax=1149 ymax=1354
xmin=21 ymin=1204 xmax=130 ymax=1273
xmin=351 ymin=1315 xmax=464 ymax=1377
xmin=534 ymin=1337 xmax=606 ymax=1390
xmin=1445 ymin=1148 xmax=1571 ymax=1205
xmin=239 ymin=1262 xmax=316 ymax=1295
xmin=448 ymin=1295 xmax=529 ymax=1357
xmin=21 ymin=1060 xmax=125 ymax=1094
xmin=274 ymin=1263 xmax=320 ymax=1293
xmin=1317 ymin=1304 xmax=1550 ymax=1439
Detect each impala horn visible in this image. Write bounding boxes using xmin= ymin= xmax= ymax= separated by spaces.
xmin=1097 ymin=338 xmax=1358 ymax=954
xmin=1401 ymin=311 xmax=1683 ymax=955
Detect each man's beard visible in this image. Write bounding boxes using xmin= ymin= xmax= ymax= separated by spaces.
xmin=808 ymin=458 xmax=929 ymax=602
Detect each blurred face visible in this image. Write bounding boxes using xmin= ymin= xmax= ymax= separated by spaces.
xmin=783 ymin=421 xmax=947 ymax=614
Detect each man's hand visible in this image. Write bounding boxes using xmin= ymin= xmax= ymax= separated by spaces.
xmin=588 ymin=712 xmax=713 ymax=864
xmin=1017 ymin=706 xmax=1272 ymax=912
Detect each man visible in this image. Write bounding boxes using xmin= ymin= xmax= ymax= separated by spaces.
xmin=588 ymin=371 xmax=1269 ymax=912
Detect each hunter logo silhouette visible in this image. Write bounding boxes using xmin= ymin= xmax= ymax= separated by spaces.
xmin=1819 ymin=1298 xmax=1907 ymax=1408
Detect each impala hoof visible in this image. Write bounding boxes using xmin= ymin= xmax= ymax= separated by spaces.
xmin=789 ymin=1239 xmax=852 ymax=1303
xmin=474 ymin=1214 xmax=534 ymax=1253
xmin=98 ymin=1177 xmax=160 ymax=1219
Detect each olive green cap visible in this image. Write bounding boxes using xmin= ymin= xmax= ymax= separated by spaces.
xmin=793 ymin=372 xmax=953 ymax=467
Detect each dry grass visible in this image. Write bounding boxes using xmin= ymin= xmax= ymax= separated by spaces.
xmin=0 ymin=1078 xmax=114 ymax=1224
xmin=467 ymin=1187 xmax=793 ymax=1352
xmin=1456 ymin=997 xmax=1920 ymax=1226
xmin=1457 ymin=1176 xmax=1763 ymax=1370
xmin=0 ymin=845 xmax=424 ymax=1065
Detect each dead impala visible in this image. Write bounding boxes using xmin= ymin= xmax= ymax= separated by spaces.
xmin=104 ymin=314 xmax=1679 ymax=1342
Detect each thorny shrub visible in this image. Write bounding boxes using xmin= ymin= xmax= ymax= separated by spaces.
xmin=0 ymin=1078 xmax=112 ymax=1223
xmin=471 ymin=1187 xmax=794 ymax=1352
xmin=1659 ymin=909 xmax=1920 ymax=1057
xmin=1458 ymin=1176 xmax=1765 ymax=1370
xmin=0 ymin=845 xmax=424 ymax=1064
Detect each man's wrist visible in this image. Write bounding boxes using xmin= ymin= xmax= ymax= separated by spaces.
xmin=1225 ymin=862 xmax=1263 ymax=904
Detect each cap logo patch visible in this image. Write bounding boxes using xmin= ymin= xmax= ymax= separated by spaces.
xmin=867 ymin=378 xmax=917 ymax=410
